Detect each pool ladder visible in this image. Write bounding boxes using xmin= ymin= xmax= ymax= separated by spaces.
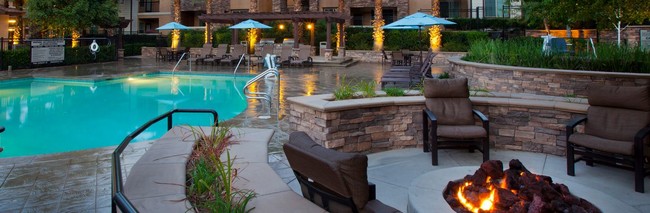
xmin=241 ymin=54 xmax=280 ymax=119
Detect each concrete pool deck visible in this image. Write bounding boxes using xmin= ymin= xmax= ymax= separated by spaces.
xmin=0 ymin=58 xmax=648 ymax=212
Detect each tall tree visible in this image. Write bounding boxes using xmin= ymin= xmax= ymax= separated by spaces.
xmin=372 ymin=0 xmax=384 ymax=51
xmin=249 ymin=0 xmax=259 ymax=53
xmin=26 ymin=0 xmax=118 ymax=45
xmin=429 ymin=0 xmax=441 ymax=51
xmin=591 ymin=0 xmax=650 ymax=46
xmin=336 ymin=0 xmax=345 ymax=50
xmin=205 ymin=0 xmax=213 ymax=44
xmin=294 ymin=0 xmax=304 ymax=44
xmin=172 ymin=0 xmax=181 ymax=48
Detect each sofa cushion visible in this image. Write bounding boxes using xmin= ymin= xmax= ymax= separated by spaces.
xmin=425 ymin=98 xmax=475 ymax=125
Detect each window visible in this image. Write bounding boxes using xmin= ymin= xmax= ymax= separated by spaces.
xmin=323 ymin=7 xmax=338 ymax=12
xmin=231 ymin=9 xmax=248 ymax=14
xmin=484 ymin=0 xmax=504 ymax=17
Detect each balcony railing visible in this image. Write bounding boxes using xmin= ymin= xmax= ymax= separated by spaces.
xmin=138 ymin=1 xmax=160 ymax=13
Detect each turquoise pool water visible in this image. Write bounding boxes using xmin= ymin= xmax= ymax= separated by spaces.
xmin=0 ymin=73 xmax=251 ymax=158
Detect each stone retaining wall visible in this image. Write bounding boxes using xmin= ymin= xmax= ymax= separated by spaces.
xmin=346 ymin=50 xmax=465 ymax=64
xmin=287 ymin=93 xmax=587 ymax=156
xmin=449 ymin=57 xmax=650 ymax=97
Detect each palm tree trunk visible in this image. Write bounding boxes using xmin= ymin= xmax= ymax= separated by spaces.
xmin=205 ymin=0 xmax=213 ymax=44
xmin=429 ymin=0 xmax=442 ymax=51
xmin=372 ymin=0 xmax=384 ymax=51
xmin=295 ymin=0 xmax=303 ymax=45
xmin=249 ymin=0 xmax=259 ymax=53
xmin=172 ymin=0 xmax=181 ymax=49
xmin=336 ymin=0 xmax=345 ymax=51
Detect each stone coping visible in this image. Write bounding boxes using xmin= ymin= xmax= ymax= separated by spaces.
xmin=122 ymin=126 xmax=324 ymax=213
xmin=448 ymin=56 xmax=650 ymax=78
xmin=407 ymin=166 xmax=639 ymax=213
xmin=286 ymin=92 xmax=588 ymax=114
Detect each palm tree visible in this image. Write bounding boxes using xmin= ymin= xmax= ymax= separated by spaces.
xmin=249 ymin=0 xmax=259 ymax=53
xmin=372 ymin=0 xmax=384 ymax=51
xmin=205 ymin=0 xmax=213 ymax=44
xmin=294 ymin=0 xmax=304 ymax=45
xmin=172 ymin=0 xmax=181 ymax=49
xmin=429 ymin=0 xmax=442 ymax=51
xmin=336 ymin=0 xmax=345 ymax=50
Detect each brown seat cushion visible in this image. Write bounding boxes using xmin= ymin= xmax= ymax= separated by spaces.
xmin=588 ymin=84 xmax=650 ymax=111
xmin=569 ymin=133 xmax=634 ymax=155
xmin=423 ymin=78 xmax=469 ymax=99
xmin=437 ymin=125 xmax=487 ymax=139
xmin=284 ymin=131 xmax=369 ymax=210
xmin=585 ymin=106 xmax=650 ymax=141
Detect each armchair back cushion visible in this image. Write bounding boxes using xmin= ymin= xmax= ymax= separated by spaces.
xmin=585 ymin=85 xmax=650 ymax=141
xmin=424 ymin=78 xmax=474 ymax=125
xmin=284 ymin=132 xmax=370 ymax=211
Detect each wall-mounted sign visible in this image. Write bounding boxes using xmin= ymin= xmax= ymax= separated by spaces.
xmin=641 ymin=30 xmax=650 ymax=51
xmin=31 ymin=39 xmax=65 ymax=64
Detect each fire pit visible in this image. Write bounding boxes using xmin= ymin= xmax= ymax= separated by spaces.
xmin=443 ymin=160 xmax=601 ymax=213
xmin=407 ymin=162 xmax=638 ymax=213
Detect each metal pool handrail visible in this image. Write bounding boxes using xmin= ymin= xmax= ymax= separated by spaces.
xmin=111 ymin=109 xmax=219 ymax=213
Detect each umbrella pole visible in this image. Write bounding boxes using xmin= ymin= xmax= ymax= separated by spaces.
xmin=419 ymin=26 xmax=422 ymax=63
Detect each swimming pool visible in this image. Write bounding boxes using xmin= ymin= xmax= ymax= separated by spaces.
xmin=0 ymin=73 xmax=251 ymax=158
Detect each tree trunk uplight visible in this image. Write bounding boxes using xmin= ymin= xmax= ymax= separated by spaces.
xmin=172 ymin=0 xmax=181 ymax=49
xmin=429 ymin=0 xmax=442 ymax=51
xmin=372 ymin=0 xmax=384 ymax=51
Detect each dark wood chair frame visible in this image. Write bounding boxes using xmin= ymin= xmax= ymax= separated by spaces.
xmin=422 ymin=109 xmax=490 ymax=165
xmin=566 ymin=117 xmax=650 ymax=193
xmin=292 ymin=171 xmax=377 ymax=213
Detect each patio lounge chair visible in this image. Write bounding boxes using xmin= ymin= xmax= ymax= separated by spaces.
xmin=204 ymin=44 xmax=228 ymax=66
xmin=224 ymin=44 xmax=247 ymax=66
xmin=276 ymin=45 xmax=293 ymax=67
xmin=289 ymin=45 xmax=313 ymax=67
xmin=283 ymin=131 xmax=401 ymax=213
xmin=566 ymin=84 xmax=650 ymax=193
xmin=251 ymin=45 xmax=275 ymax=66
xmin=391 ymin=51 xmax=404 ymax=66
xmin=380 ymin=51 xmax=436 ymax=88
xmin=156 ymin=47 xmax=172 ymax=61
xmin=422 ymin=77 xmax=489 ymax=165
xmin=187 ymin=43 xmax=213 ymax=65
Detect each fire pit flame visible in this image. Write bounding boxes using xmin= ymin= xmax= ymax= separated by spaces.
xmin=444 ymin=160 xmax=602 ymax=213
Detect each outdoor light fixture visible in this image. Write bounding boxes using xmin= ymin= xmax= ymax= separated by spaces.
xmin=306 ymin=24 xmax=313 ymax=30
xmin=8 ymin=19 xmax=16 ymax=24
xmin=278 ymin=24 xmax=285 ymax=30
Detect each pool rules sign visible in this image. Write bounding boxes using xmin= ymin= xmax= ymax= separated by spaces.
xmin=31 ymin=39 xmax=65 ymax=64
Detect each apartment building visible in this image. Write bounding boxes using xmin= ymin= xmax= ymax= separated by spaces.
xmin=0 ymin=0 xmax=25 ymax=41
xmin=118 ymin=0 xmax=517 ymax=34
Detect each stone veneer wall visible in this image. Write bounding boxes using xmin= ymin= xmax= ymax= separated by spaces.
xmin=287 ymin=94 xmax=587 ymax=156
xmin=449 ymin=57 xmax=650 ymax=97
xmin=345 ymin=50 xmax=465 ymax=63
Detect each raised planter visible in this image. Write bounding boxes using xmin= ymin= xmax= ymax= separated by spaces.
xmin=449 ymin=56 xmax=650 ymax=97
xmin=287 ymin=92 xmax=588 ymax=156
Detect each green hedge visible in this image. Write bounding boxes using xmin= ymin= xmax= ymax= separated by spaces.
xmin=124 ymin=43 xmax=148 ymax=56
xmin=1 ymin=48 xmax=30 ymax=70
xmin=124 ymin=35 xmax=158 ymax=44
xmin=440 ymin=31 xmax=489 ymax=52
xmin=464 ymin=38 xmax=650 ymax=73
xmin=1 ymin=45 xmax=116 ymax=70
xmin=344 ymin=28 xmax=489 ymax=52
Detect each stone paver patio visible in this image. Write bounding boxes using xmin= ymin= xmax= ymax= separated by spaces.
xmin=0 ymin=57 xmax=648 ymax=212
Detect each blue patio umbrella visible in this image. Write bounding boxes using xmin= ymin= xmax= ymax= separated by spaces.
xmin=156 ymin=22 xmax=191 ymax=30
xmin=229 ymin=19 xmax=272 ymax=29
xmin=383 ymin=12 xmax=456 ymax=60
